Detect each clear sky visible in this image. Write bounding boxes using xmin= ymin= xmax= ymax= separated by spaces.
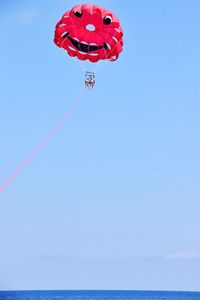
xmin=0 ymin=0 xmax=200 ymax=292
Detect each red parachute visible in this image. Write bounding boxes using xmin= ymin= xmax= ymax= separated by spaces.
xmin=54 ymin=3 xmax=123 ymax=63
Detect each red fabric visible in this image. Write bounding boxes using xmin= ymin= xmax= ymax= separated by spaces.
xmin=54 ymin=4 xmax=123 ymax=62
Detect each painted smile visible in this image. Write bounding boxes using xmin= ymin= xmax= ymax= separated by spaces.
xmin=62 ymin=32 xmax=108 ymax=53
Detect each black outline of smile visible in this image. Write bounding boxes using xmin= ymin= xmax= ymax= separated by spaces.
xmin=62 ymin=32 xmax=107 ymax=53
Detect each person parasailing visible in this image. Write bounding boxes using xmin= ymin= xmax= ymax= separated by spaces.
xmin=85 ymin=72 xmax=95 ymax=89
xmin=54 ymin=3 xmax=124 ymax=87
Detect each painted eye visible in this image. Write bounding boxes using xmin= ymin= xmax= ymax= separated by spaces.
xmin=103 ymin=15 xmax=112 ymax=25
xmin=73 ymin=10 xmax=83 ymax=18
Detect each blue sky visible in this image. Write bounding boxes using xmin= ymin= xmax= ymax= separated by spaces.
xmin=0 ymin=0 xmax=200 ymax=291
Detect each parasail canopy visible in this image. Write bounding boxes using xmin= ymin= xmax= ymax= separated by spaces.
xmin=54 ymin=3 xmax=123 ymax=63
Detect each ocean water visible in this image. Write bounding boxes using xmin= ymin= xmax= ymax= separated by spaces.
xmin=0 ymin=290 xmax=200 ymax=300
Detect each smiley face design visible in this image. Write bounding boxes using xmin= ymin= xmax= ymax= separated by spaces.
xmin=54 ymin=4 xmax=123 ymax=62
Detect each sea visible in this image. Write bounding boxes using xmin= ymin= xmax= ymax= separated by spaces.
xmin=0 ymin=290 xmax=200 ymax=300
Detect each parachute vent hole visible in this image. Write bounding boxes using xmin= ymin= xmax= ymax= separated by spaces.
xmin=86 ymin=24 xmax=96 ymax=31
